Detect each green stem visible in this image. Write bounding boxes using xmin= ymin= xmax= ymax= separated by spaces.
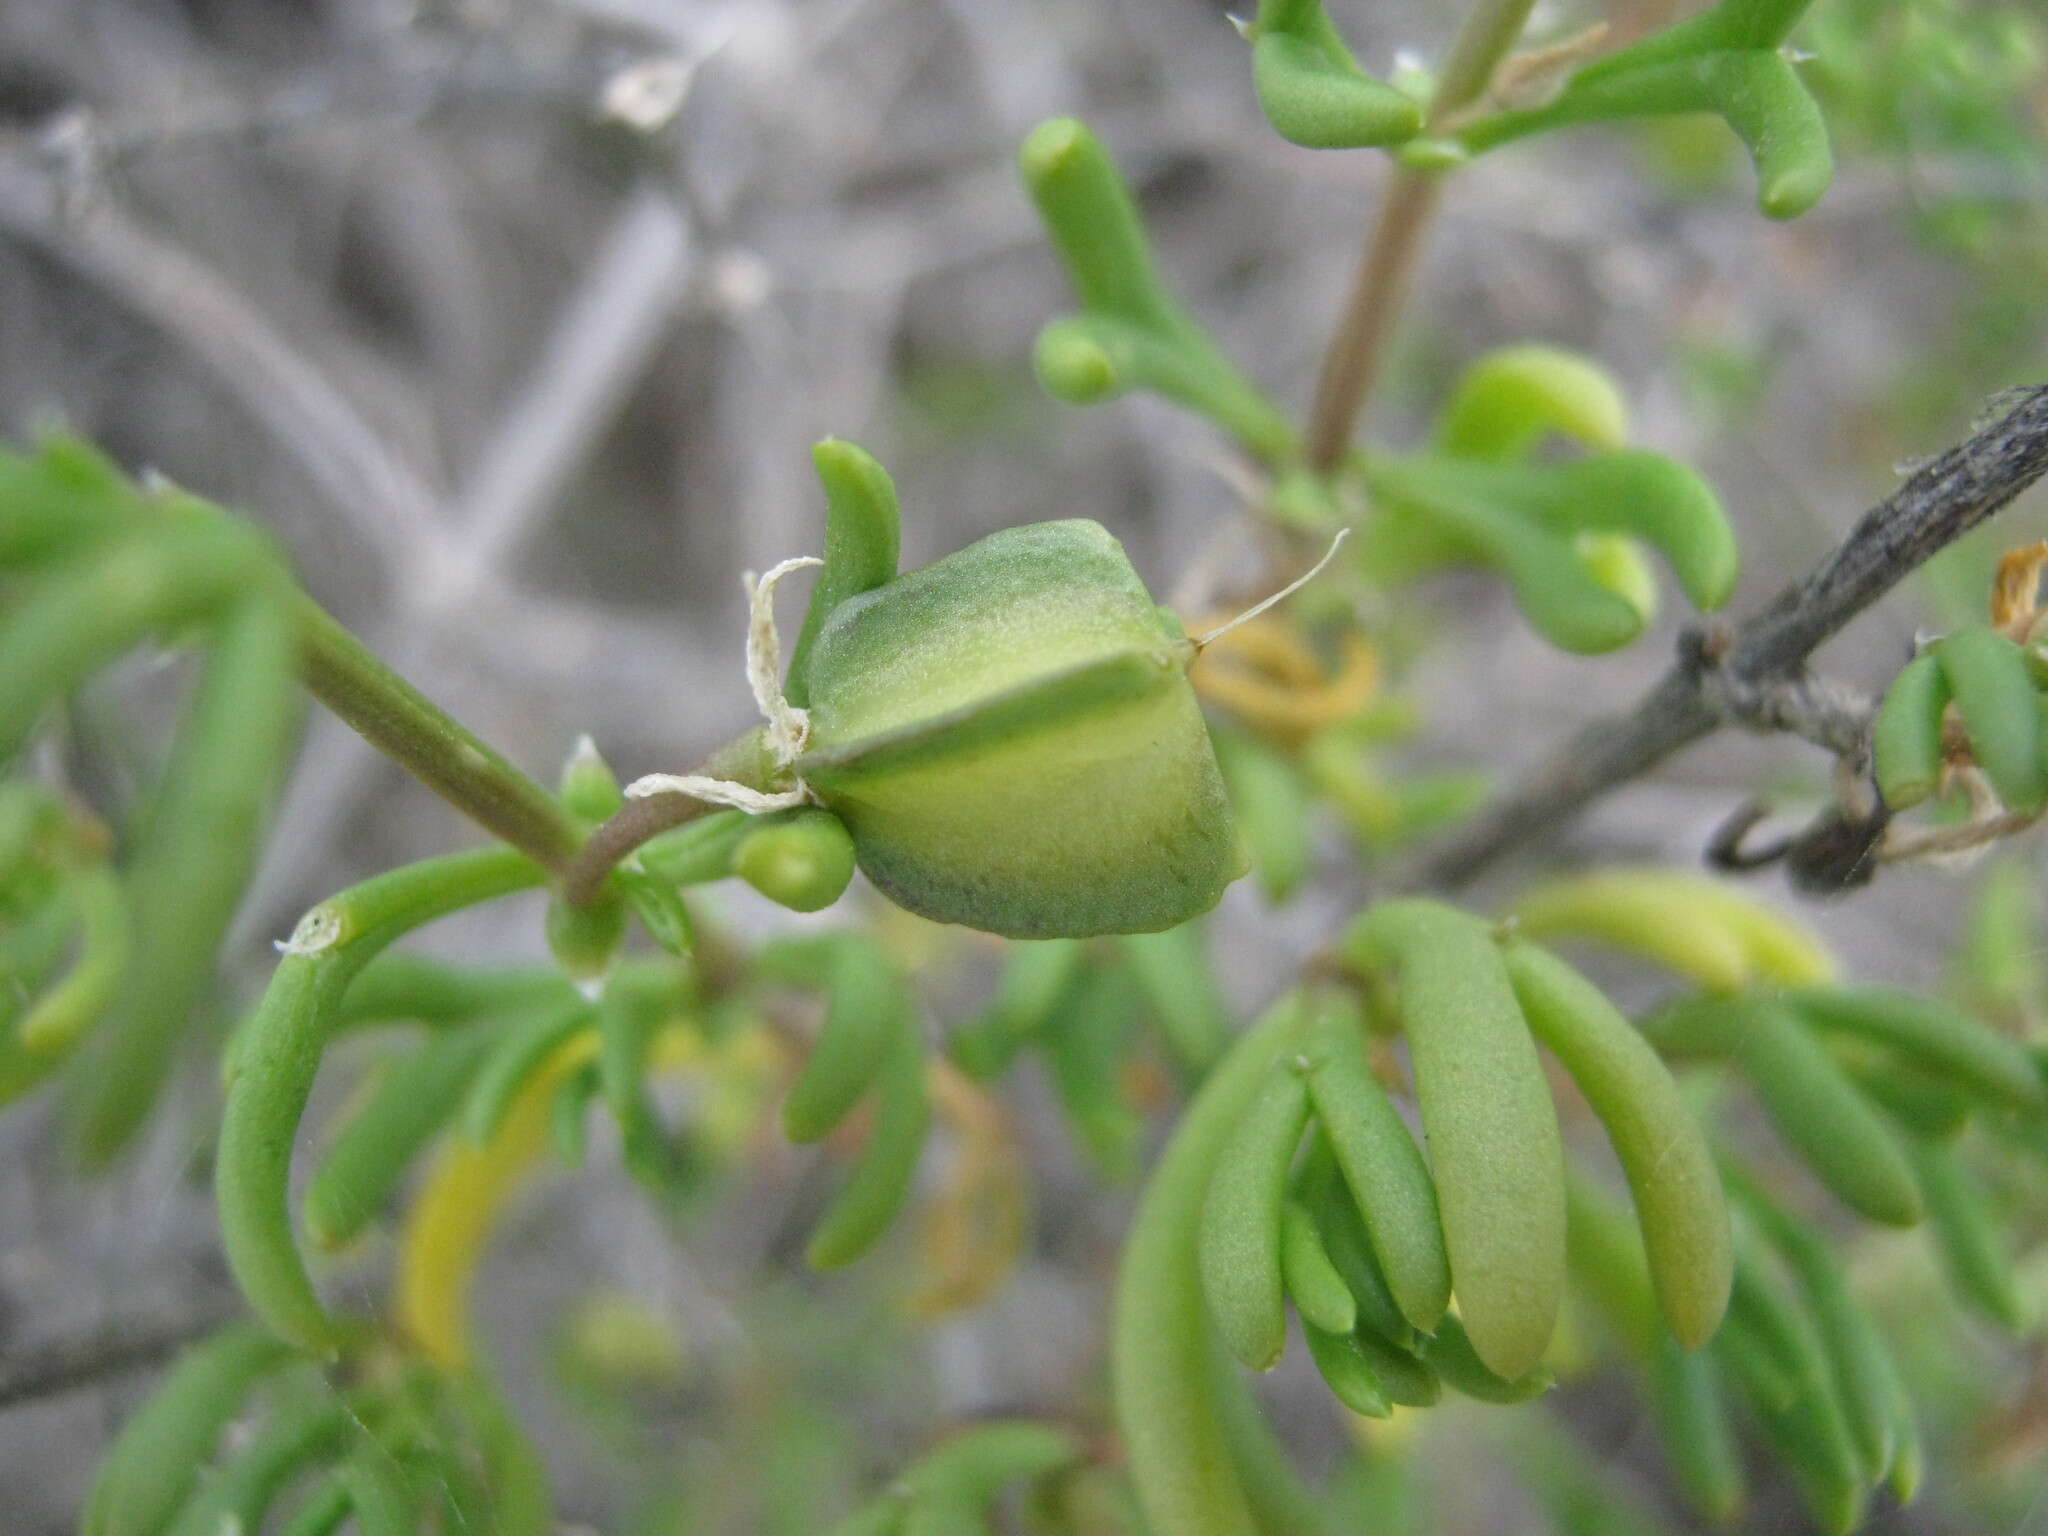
xmin=1303 ymin=172 xmax=1442 ymax=472
xmin=295 ymin=597 xmax=582 ymax=874
xmin=217 ymin=845 xmax=546 ymax=1354
xmin=1432 ymin=0 xmax=1545 ymax=111
xmin=1303 ymin=0 xmax=1540 ymax=470
xmin=558 ymin=728 xmax=778 ymax=905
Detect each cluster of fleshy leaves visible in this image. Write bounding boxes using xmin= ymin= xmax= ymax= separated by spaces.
xmin=1094 ymin=866 xmax=2048 ymax=1536
xmin=9 ymin=6 xmax=2048 ymax=1533
xmin=0 ymin=427 xmax=1279 ymax=1531
xmin=1514 ymin=868 xmax=2046 ymax=1531
xmin=1410 ymin=0 xmax=1835 ymax=219
xmin=1873 ymin=604 xmax=2048 ymax=824
xmin=1237 ymin=0 xmax=1834 ymax=227
xmin=82 ymin=1323 xmax=546 ymax=1536
xmin=0 ymin=440 xmax=302 ymax=1159
xmin=38 ymin=431 xmax=2043 ymax=1536
xmin=1021 ymin=113 xmax=1742 ymax=658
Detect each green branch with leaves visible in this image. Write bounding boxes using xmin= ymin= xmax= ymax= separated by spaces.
xmin=3 ymin=0 xmax=2047 ymax=1532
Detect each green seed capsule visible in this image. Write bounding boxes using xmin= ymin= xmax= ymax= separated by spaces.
xmin=733 ymin=808 xmax=857 ymax=913
xmin=83 ymin=1323 xmax=294 ymax=1536
xmin=1279 ymin=1197 xmax=1357 ymax=1337
xmin=1200 ymin=1064 xmax=1312 ymax=1371
xmin=797 ymin=520 xmax=1242 ymax=939
xmin=1872 ymin=652 xmax=1949 ymax=811
xmin=1503 ymin=939 xmax=1730 ymax=1348
xmin=1937 ymin=626 xmax=2048 ymax=815
xmin=1301 ymin=991 xmax=1451 ymax=1334
xmin=805 ymin=1023 xmax=930 ymax=1269
xmin=1345 ymin=901 xmax=1565 ymax=1380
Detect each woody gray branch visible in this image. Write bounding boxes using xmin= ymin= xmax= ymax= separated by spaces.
xmin=1689 ymin=627 xmax=1874 ymax=760
xmin=1407 ymin=383 xmax=2048 ymax=891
